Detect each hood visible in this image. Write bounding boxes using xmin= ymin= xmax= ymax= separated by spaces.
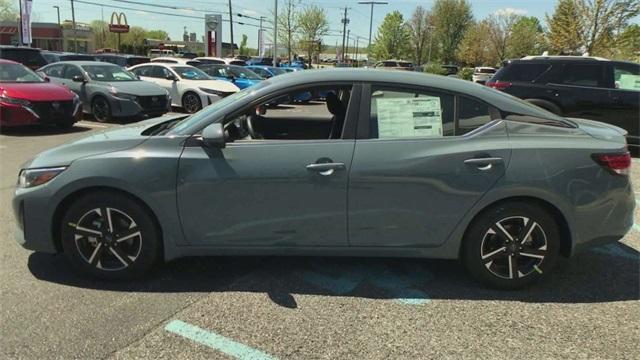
xmin=102 ymin=80 xmax=167 ymax=96
xmin=23 ymin=115 xmax=186 ymax=169
xmin=185 ymin=79 xmax=239 ymax=92
xmin=0 ymin=82 xmax=76 ymax=101
xmin=569 ymin=117 xmax=628 ymax=144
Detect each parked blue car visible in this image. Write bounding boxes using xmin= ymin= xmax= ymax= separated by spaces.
xmin=196 ymin=64 xmax=263 ymax=89
xmin=247 ymin=65 xmax=311 ymax=102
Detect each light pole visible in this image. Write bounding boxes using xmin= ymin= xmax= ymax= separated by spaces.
xmin=53 ymin=6 xmax=61 ymax=28
xmin=70 ymin=0 xmax=77 ymax=52
xmin=358 ymin=1 xmax=387 ymax=53
xmin=427 ymin=25 xmax=435 ymax=65
xmin=273 ymin=0 xmax=277 ymax=67
xmin=228 ymin=0 xmax=234 ymax=57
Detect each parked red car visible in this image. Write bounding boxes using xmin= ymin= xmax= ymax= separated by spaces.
xmin=0 ymin=59 xmax=81 ymax=128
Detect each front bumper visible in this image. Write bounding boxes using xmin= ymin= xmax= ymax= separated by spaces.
xmin=1 ymin=101 xmax=81 ymax=127
xmin=110 ymin=95 xmax=171 ymax=118
xmin=12 ymin=185 xmax=58 ymax=253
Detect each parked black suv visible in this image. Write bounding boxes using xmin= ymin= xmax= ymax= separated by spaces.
xmin=487 ymin=56 xmax=639 ymax=155
xmin=0 ymin=46 xmax=48 ymax=70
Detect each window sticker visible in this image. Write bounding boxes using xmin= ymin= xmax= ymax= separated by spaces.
xmin=616 ymin=74 xmax=640 ymax=91
xmin=376 ymin=96 xmax=443 ymax=138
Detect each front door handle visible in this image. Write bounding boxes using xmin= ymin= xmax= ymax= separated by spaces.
xmin=464 ymin=157 xmax=503 ymax=171
xmin=306 ymin=162 xmax=345 ymax=176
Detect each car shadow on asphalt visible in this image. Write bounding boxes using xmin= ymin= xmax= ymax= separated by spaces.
xmin=27 ymin=242 xmax=639 ymax=306
xmin=0 ymin=124 xmax=96 ymax=137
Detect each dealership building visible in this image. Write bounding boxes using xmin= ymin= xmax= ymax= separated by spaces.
xmin=0 ymin=21 xmax=94 ymax=53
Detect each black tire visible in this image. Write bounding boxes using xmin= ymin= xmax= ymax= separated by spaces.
xmin=91 ymin=96 xmax=112 ymax=123
xmin=525 ymin=99 xmax=562 ymax=115
xmin=462 ymin=201 xmax=560 ymax=289
xmin=182 ymin=92 xmax=202 ymax=114
xmin=60 ymin=191 xmax=161 ymax=280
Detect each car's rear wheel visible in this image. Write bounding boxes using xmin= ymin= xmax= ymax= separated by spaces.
xmin=182 ymin=92 xmax=202 ymax=114
xmin=462 ymin=201 xmax=560 ymax=289
xmin=92 ymin=96 xmax=112 ymax=123
xmin=60 ymin=191 xmax=161 ymax=279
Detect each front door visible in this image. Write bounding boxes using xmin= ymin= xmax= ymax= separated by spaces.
xmin=348 ymin=85 xmax=511 ymax=248
xmin=176 ymin=84 xmax=358 ymax=247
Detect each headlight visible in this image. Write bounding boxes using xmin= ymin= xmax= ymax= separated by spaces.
xmin=0 ymin=92 xmax=32 ymax=107
xmin=18 ymin=167 xmax=67 ymax=188
xmin=199 ymin=88 xmax=224 ymax=96
xmin=116 ymin=93 xmax=138 ymax=101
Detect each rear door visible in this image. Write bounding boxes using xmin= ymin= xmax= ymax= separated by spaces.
xmin=348 ymin=84 xmax=511 ymax=248
xmin=607 ymin=62 xmax=640 ymax=150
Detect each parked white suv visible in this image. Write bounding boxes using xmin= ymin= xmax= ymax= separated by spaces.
xmin=129 ymin=63 xmax=239 ymax=113
xmin=472 ymin=67 xmax=496 ymax=84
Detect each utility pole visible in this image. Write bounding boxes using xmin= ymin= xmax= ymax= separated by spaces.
xmin=358 ymin=1 xmax=387 ymax=53
xmin=18 ymin=0 xmax=23 ymax=45
xmin=354 ymin=36 xmax=359 ymax=66
xmin=228 ymin=0 xmax=234 ymax=57
xmin=273 ymin=0 xmax=277 ymax=67
xmin=53 ymin=6 xmax=61 ymax=29
xmin=345 ymin=29 xmax=350 ymax=62
xmin=70 ymin=0 xmax=77 ymax=52
xmin=340 ymin=7 xmax=350 ymax=62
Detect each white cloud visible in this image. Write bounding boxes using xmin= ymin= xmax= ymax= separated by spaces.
xmin=495 ymin=8 xmax=527 ymax=16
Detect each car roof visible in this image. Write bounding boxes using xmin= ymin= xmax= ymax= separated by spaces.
xmin=0 ymin=59 xmax=18 ymax=64
xmin=0 ymin=45 xmax=41 ymax=51
xmin=47 ymin=61 xmax=119 ymax=66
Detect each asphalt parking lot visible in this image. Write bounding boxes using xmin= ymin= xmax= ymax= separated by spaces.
xmin=0 ymin=114 xmax=638 ymax=359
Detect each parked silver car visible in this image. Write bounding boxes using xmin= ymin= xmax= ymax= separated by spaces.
xmin=13 ymin=69 xmax=635 ymax=288
xmin=38 ymin=61 xmax=171 ymax=122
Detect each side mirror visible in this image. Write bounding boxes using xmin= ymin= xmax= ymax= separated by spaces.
xmin=166 ymin=73 xmax=178 ymax=81
xmin=37 ymin=72 xmax=50 ymax=82
xmin=201 ymin=123 xmax=225 ymax=148
xmin=72 ymin=75 xmax=85 ymax=83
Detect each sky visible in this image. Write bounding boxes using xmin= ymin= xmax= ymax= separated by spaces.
xmin=26 ymin=0 xmax=634 ymax=48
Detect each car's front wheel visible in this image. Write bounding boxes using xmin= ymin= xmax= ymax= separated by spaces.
xmin=60 ymin=191 xmax=161 ymax=279
xmin=462 ymin=201 xmax=560 ymax=289
xmin=182 ymin=92 xmax=202 ymax=114
xmin=92 ymin=96 xmax=112 ymax=123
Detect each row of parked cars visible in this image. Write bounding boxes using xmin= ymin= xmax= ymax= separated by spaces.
xmin=0 ymin=46 xmax=308 ymax=127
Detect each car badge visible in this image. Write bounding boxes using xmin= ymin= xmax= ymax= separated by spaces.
xmin=152 ymin=97 xmax=158 ymax=102
xmin=52 ymin=102 xmax=61 ymax=110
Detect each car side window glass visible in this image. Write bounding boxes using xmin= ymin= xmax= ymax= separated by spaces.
xmin=559 ymin=64 xmax=604 ymax=87
xmin=613 ymin=63 xmax=640 ymax=91
xmin=457 ymin=97 xmax=494 ymax=135
xmin=62 ymin=65 xmax=83 ymax=80
xmin=369 ymin=88 xmax=454 ymax=139
xmin=44 ymin=64 xmax=64 ymax=78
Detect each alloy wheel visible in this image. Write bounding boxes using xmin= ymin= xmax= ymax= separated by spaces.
xmin=72 ymin=207 xmax=143 ymax=271
xmin=480 ymin=216 xmax=548 ymax=280
xmin=183 ymin=94 xmax=201 ymax=113
xmin=92 ymin=98 xmax=110 ymax=122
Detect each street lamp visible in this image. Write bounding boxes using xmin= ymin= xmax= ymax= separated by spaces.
xmin=358 ymin=1 xmax=387 ymax=52
xmin=53 ymin=6 xmax=61 ymax=28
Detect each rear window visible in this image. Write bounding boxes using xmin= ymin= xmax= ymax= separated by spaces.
xmin=493 ymin=63 xmax=550 ymax=82
xmin=476 ymin=68 xmax=496 ymax=74
xmin=0 ymin=49 xmax=47 ymax=68
xmin=127 ymin=57 xmax=150 ymax=67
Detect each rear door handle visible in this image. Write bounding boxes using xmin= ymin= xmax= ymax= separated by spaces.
xmin=464 ymin=157 xmax=503 ymax=171
xmin=306 ymin=162 xmax=345 ymax=176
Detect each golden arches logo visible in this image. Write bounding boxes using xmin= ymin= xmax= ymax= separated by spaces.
xmin=110 ymin=12 xmax=128 ymax=26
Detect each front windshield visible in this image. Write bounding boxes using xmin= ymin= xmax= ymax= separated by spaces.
xmin=168 ymin=81 xmax=270 ymax=135
xmin=0 ymin=63 xmax=44 ymax=83
xmin=228 ymin=66 xmax=262 ymax=80
xmin=82 ymin=65 xmax=138 ymax=82
xmin=172 ymin=66 xmax=212 ymax=80
xmin=270 ymin=67 xmax=286 ymax=76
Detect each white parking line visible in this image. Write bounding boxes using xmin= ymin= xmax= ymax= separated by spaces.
xmin=78 ymin=122 xmax=109 ymax=129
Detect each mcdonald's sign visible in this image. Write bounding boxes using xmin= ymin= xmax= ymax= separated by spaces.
xmin=108 ymin=12 xmax=130 ymax=33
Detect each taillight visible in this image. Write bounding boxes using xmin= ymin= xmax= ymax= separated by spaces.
xmin=486 ymin=81 xmax=512 ymax=90
xmin=593 ymin=152 xmax=631 ymax=175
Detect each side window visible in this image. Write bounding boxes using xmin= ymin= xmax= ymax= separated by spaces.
xmin=252 ymin=68 xmax=269 ymax=78
xmin=457 ymin=97 xmax=495 ymax=135
xmin=43 ymin=64 xmax=64 ymax=78
xmin=369 ymin=88 xmax=454 ymax=139
xmin=150 ymin=66 xmax=170 ymax=78
xmin=62 ymin=65 xmax=83 ymax=79
xmin=559 ymin=64 xmax=604 ymax=87
xmin=613 ymin=63 xmax=640 ymax=91
xmin=132 ymin=66 xmax=152 ymax=77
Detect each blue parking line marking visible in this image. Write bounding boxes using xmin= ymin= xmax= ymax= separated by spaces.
xmin=165 ymin=320 xmax=277 ymax=360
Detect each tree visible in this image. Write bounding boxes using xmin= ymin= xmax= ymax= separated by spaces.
xmin=371 ymin=11 xmax=410 ymax=60
xmin=146 ymin=30 xmax=169 ymax=41
xmin=239 ymin=34 xmax=249 ymax=55
xmin=277 ymin=0 xmax=300 ymax=62
xmin=457 ymin=20 xmax=497 ymax=66
xmin=486 ymin=10 xmax=521 ymax=62
xmin=407 ymin=6 xmax=433 ymax=65
xmin=297 ymin=6 xmax=329 ymax=64
xmin=507 ymin=16 xmax=545 ymax=58
xmin=546 ymin=0 xmax=584 ymax=54
xmin=432 ymin=0 xmax=473 ymax=64
xmin=612 ymin=24 xmax=640 ymax=61
xmin=0 ymin=0 xmax=17 ymax=22
xmin=577 ymin=0 xmax=640 ymax=55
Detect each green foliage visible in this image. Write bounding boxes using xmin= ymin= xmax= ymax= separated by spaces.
xmin=0 ymin=0 xmax=17 ymax=22
xmin=424 ymin=63 xmax=447 ymax=75
xmin=239 ymin=34 xmax=249 ymax=56
xmin=611 ymin=23 xmax=640 ymax=61
xmin=507 ymin=16 xmax=545 ymax=58
xmin=457 ymin=20 xmax=497 ymax=66
xmin=458 ymin=67 xmax=474 ymax=81
xmin=407 ymin=6 xmax=433 ymax=65
xmin=546 ymin=0 xmax=584 ymax=54
xmin=297 ymin=5 xmax=329 ymax=63
xmin=371 ymin=11 xmax=411 ymax=60
xmin=432 ymin=0 xmax=474 ymax=64
xmin=146 ymin=30 xmax=169 ymax=41
xmin=278 ymin=0 xmax=300 ymax=62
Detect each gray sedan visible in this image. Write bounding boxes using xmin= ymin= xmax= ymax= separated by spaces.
xmin=12 ymin=69 xmax=635 ymax=289
xmin=38 ymin=61 xmax=171 ymax=122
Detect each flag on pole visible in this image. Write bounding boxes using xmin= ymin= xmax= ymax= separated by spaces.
xmin=20 ymin=0 xmax=33 ymax=45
